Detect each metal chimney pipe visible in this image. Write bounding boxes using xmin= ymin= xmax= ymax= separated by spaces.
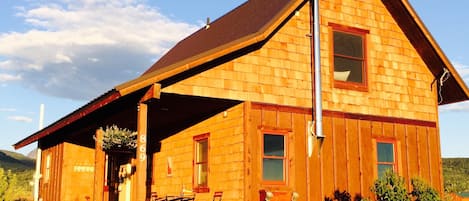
xmin=33 ymin=104 xmax=44 ymax=201
xmin=313 ymin=0 xmax=323 ymax=138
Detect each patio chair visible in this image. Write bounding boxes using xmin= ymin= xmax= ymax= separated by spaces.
xmin=212 ymin=191 xmax=223 ymax=201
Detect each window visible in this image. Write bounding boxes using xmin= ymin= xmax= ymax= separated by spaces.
xmin=377 ymin=141 xmax=397 ymax=177
xmin=44 ymin=153 xmax=51 ymax=183
xmin=193 ymin=133 xmax=209 ymax=192
xmin=262 ymin=132 xmax=287 ymax=183
xmin=330 ymin=23 xmax=369 ymax=90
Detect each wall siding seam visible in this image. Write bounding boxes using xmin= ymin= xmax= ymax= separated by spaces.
xmin=416 ymin=128 xmax=421 ymax=176
xmin=426 ymin=127 xmax=433 ymax=184
xmin=332 ymin=118 xmax=338 ymax=190
xmin=358 ymin=120 xmax=364 ymax=196
xmin=405 ymin=125 xmax=411 ymax=190
xmin=345 ymin=120 xmax=350 ymax=191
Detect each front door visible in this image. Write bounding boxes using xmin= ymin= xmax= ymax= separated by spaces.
xmin=107 ymin=153 xmax=133 ymax=201
xmin=118 ymin=164 xmax=132 ymax=201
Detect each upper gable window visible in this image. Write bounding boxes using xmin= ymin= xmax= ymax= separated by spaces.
xmin=330 ymin=23 xmax=369 ymax=90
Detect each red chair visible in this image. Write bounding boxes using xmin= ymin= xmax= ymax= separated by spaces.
xmin=213 ymin=191 xmax=223 ymax=201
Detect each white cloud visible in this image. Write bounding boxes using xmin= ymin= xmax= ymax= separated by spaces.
xmin=439 ymin=101 xmax=469 ymax=112
xmin=0 ymin=108 xmax=17 ymax=112
xmin=0 ymin=73 xmax=21 ymax=82
xmin=0 ymin=0 xmax=198 ymax=100
xmin=453 ymin=61 xmax=469 ymax=82
xmin=7 ymin=115 xmax=33 ymax=123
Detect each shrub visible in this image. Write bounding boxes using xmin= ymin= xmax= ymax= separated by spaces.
xmin=371 ymin=169 xmax=410 ymax=201
xmin=411 ymin=177 xmax=441 ymax=201
xmin=0 ymin=167 xmax=19 ymax=201
xmin=96 ymin=125 xmax=137 ymax=150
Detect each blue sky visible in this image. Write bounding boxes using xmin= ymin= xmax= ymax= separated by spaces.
xmin=0 ymin=0 xmax=468 ymax=157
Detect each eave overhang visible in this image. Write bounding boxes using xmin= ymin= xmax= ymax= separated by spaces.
xmin=382 ymin=0 xmax=469 ymax=105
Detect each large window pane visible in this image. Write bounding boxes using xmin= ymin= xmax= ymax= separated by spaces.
xmin=263 ymin=158 xmax=284 ymax=181
xmin=334 ymin=31 xmax=363 ymax=58
xmin=333 ymin=56 xmax=363 ymax=83
xmin=264 ymin=134 xmax=284 ymax=156
xmin=196 ymin=140 xmax=208 ymax=163
xmin=196 ymin=163 xmax=208 ymax=185
xmin=377 ymin=143 xmax=394 ymax=162
xmin=378 ymin=164 xmax=393 ymax=178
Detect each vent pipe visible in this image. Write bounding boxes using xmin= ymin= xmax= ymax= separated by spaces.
xmin=313 ymin=0 xmax=324 ymax=138
xmin=33 ymin=104 xmax=44 ymax=201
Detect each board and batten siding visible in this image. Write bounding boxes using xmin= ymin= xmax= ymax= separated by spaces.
xmin=39 ymin=143 xmax=63 ymax=201
xmin=245 ymin=103 xmax=441 ymax=201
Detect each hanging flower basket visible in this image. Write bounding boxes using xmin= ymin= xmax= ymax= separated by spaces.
xmin=96 ymin=125 xmax=137 ymax=152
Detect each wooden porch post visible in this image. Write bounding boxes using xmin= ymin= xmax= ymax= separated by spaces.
xmin=94 ymin=129 xmax=105 ymax=201
xmin=136 ymin=103 xmax=148 ymax=201
xmin=135 ymin=83 xmax=161 ymax=201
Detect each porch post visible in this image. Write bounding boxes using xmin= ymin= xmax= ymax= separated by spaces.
xmin=94 ymin=128 xmax=105 ymax=201
xmin=136 ymin=103 xmax=148 ymax=201
xmin=136 ymin=83 xmax=161 ymax=201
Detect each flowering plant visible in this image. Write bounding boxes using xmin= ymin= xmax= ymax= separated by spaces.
xmin=98 ymin=125 xmax=137 ymax=151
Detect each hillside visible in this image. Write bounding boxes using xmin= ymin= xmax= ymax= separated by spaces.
xmin=442 ymin=158 xmax=469 ymax=193
xmin=0 ymin=150 xmax=35 ymax=171
xmin=0 ymin=150 xmax=35 ymax=200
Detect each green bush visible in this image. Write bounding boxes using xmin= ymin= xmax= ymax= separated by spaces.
xmin=0 ymin=167 xmax=18 ymax=200
xmin=411 ymin=177 xmax=441 ymax=201
xmin=371 ymin=169 xmax=410 ymax=201
xmin=0 ymin=167 xmax=32 ymax=201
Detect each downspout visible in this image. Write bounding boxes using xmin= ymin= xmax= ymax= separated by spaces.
xmin=33 ymin=104 xmax=44 ymax=201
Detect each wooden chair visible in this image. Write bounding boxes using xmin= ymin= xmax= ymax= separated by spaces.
xmin=150 ymin=192 xmax=166 ymax=201
xmin=212 ymin=191 xmax=223 ymax=201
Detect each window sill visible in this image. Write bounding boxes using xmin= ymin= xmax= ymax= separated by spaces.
xmin=193 ymin=186 xmax=210 ymax=193
xmin=334 ymin=81 xmax=368 ymax=92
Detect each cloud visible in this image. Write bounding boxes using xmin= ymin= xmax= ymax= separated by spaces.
xmin=7 ymin=115 xmax=33 ymax=123
xmin=0 ymin=73 xmax=21 ymax=82
xmin=439 ymin=102 xmax=469 ymax=112
xmin=453 ymin=61 xmax=469 ymax=83
xmin=0 ymin=0 xmax=198 ymax=100
xmin=0 ymin=108 xmax=17 ymax=112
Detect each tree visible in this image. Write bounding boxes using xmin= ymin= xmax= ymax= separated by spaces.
xmin=0 ymin=167 xmax=19 ymax=200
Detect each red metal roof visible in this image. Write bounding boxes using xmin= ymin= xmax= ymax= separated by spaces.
xmin=143 ymin=0 xmax=294 ymax=75
xmin=13 ymin=90 xmax=121 ymax=149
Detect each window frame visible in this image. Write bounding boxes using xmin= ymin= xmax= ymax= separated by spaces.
xmin=376 ymin=139 xmax=398 ymax=177
xmin=261 ymin=130 xmax=288 ymax=185
xmin=44 ymin=153 xmax=51 ymax=183
xmin=329 ymin=23 xmax=369 ymax=91
xmin=193 ymin=133 xmax=210 ymax=193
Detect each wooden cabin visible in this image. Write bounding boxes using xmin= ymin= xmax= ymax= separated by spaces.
xmin=14 ymin=0 xmax=469 ymax=201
